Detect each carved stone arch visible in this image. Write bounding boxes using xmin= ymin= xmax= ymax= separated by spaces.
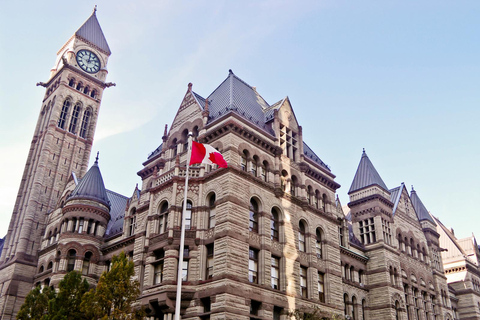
xmin=203 ymin=186 xmax=222 ymax=205
xmin=270 ymin=204 xmax=285 ymax=221
xmin=59 ymin=241 xmax=83 ymax=258
xmin=208 ymin=141 xmax=225 ymax=153
xmin=314 ymin=224 xmax=328 ymax=239
xmin=249 ymin=194 xmax=264 ymax=212
xmin=175 ymin=190 xmax=199 ymax=206
xmin=153 ymin=196 xmax=171 ymax=216
xmin=391 ymin=293 xmax=404 ymax=308
xmin=298 ymin=216 xmax=310 ymax=234
xmin=237 ymin=142 xmax=254 ymax=158
xmin=80 ymin=244 xmax=101 ymax=263
xmin=444 ymin=312 xmax=453 ymax=320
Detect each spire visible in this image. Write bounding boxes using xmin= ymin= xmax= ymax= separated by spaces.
xmin=410 ymin=188 xmax=436 ymax=225
xmin=75 ymin=8 xmax=111 ymax=55
xmin=68 ymin=157 xmax=110 ymax=208
xmin=348 ymin=150 xmax=389 ymax=194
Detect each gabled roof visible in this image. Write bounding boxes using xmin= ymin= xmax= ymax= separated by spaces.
xmin=206 ymin=70 xmax=273 ymax=134
xmin=105 ymin=190 xmax=128 ymax=236
xmin=410 ymin=188 xmax=436 ymax=225
xmin=349 ymin=150 xmax=388 ymax=194
xmin=75 ymin=8 xmax=111 ymax=55
xmin=68 ymin=156 xmax=110 ymax=208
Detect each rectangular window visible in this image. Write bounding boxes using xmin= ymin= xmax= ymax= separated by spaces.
xmin=159 ymin=214 xmax=168 ymax=234
xmin=208 ymin=207 xmax=216 ymax=229
xmin=206 ymin=244 xmax=214 ymax=279
xmin=78 ymin=218 xmax=84 ymax=233
xmin=241 ymin=156 xmax=247 ymax=171
xmin=184 ymin=202 xmax=192 ymax=230
xmin=382 ymin=218 xmax=392 ymax=245
xmin=271 ymin=256 xmax=280 ymax=290
xmin=273 ymin=307 xmax=283 ymax=320
xmin=129 ymin=216 xmax=136 ymax=236
xmin=153 ymin=262 xmax=164 ymax=284
xmin=318 ymin=272 xmax=325 ymax=302
xmin=359 ymin=218 xmax=376 ymax=244
xmin=249 ymin=248 xmax=259 ymax=284
xmin=261 ymin=166 xmax=267 ymax=181
xmin=250 ymin=300 xmax=261 ymax=316
xmin=182 ymin=260 xmax=189 ymax=281
xmin=300 ymin=266 xmax=308 ymax=298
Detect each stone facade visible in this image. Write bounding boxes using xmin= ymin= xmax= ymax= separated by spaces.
xmin=0 ymin=10 xmax=479 ymax=320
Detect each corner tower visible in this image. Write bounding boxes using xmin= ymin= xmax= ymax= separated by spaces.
xmin=0 ymin=9 xmax=112 ymax=319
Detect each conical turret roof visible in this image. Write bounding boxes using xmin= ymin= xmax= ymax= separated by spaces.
xmin=75 ymin=8 xmax=111 ymax=55
xmin=410 ymin=187 xmax=436 ymax=225
xmin=349 ymin=150 xmax=388 ymax=194
xmin=68 ymin=155 xmax=110 ymax=208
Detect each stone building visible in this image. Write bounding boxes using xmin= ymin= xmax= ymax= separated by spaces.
xmin=0 ymin=9 xmax=479 ymax=320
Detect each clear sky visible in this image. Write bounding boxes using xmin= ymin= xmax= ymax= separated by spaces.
xmin=1 ymin=1 xmax=479 ymax=240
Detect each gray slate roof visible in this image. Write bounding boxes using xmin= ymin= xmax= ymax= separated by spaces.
xmin=75 ymin=9 xmax=111 ymax=54
xmin=146 ymin=71 xmax=331 ymax=171
xmin=410 ymin=188 xmax=436 ymax=225
xmin=68 ymin=158 xmax=111 ymax=208
xmin=105 ymin=190 xmax=128 ymax=236
xmin=349 ymin=150 xmax=389 ymax=194
xmin=205 ymin=70 xmax=273 ymax=134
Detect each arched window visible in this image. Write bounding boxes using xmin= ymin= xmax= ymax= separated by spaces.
xmin=76 ymin=82 xmax=83 ymax=91
xmin=315 ymin=190 xmax=320 ymax=209
xmin=171 ymin=138 xmax=178 ymax=157
xmin=68 ymin=78 xmax=75 ymax=87
xmin=344 ymin=264 xmax=349 ymax=280
xmin=291 ymin=175 xmax=298 ymax=196
xmin=249 ymin=199 xmax=259 ymax=233
xmin=82 ymin=251 xmax=92 ymax=275
xmin=307 ymin=186 xmax=313 ymax=204
xmin=79 ymin=107 xmax=91 ymax=138
xmin=184 ymin=200 xmax=192 ymax=230
xmin=58 ymin=98 xmax=71 ymax=129
xmin=316 ymin=228 xmax=323 ymax=259
xmin=241 ymin=150 xmax=248 ymax=171
xmin=322 ymin=194 xmax=327 ymax=212
xmin=159 ymin=201 xmax=169 ymax=233
xmin=47 ymin=230 xmax=52 ymax=245
xmin=344 ymin=293 xmax=349 ymax=317
xmin=362 ymin=299 xmax=367 ymax=320
xmin=55 ymin=227 xmax=59 ymax=242
xmin=261 ymin=161 xmax=268 ymax=181
xmin=359 ymin=270 xmax=364 ymax=285
xmin=208 ymin=194 xmax=216 ymax=228
xmin=47 ymin=261 xmax=53 ymax=270
xmin=251 ymin=156 xmax=258 ymax=176
xmin=39 ymin=265 xmax=44 ymax=273
xmin=298 ymin=220 xmax=306 ymax=252
xmin=352 ymin=296 xmax=357 ymax=320
xmin=271 ymin=208 xmax=280 ymax=241
xmin=67 ymin=249 xmax=76 ymax=271
xmin=90 ymin=89 xmax=97 ymax=98
xmin=350 ymin=266 xmax=355 ymax=281
xmin=83 ymin=86 xmax=89 ymax=95
xmin=181 ymin=129 xmax=189 ymax=153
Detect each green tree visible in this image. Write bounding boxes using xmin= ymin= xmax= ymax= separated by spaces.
xmin=48 ymin=271 xmax=89 ymax=320
xmin=17 ymin=285 xmax=55 ymax=320
xmin=80 ymin=251 xmax=144 ymax=320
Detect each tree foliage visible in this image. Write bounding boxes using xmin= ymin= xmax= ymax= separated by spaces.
xmin=80 ymin=251 xmax=144 ymax=320
xmin=49 ymin=271 xmax=89 ymax=320
xmin=17 ymin=286 xmax=55 ymax=320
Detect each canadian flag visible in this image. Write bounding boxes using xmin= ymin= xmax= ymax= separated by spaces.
xmin=190 ymin=141 xmax=228 ymax=168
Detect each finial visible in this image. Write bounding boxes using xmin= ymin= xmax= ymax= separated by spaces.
xmin=229 ymin=69 xmax=233 ymax=74
xmin=93 ymin=5 xmax=97 ymax=14
xmin=411 ymin=185 xmax=414 ymax=192
xmin=362 ymin=148 xmax=365 ymax=154
xmin=95 ymin=151 xmax=99 ymax=164
xmin=164 ymin=124 xmax=168 ymax=136
xmin=188 ymin=83 xmax=193 ymax=91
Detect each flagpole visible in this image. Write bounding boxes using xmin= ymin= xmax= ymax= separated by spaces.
xmin=174 ymin=132 xmax=192 ymax=320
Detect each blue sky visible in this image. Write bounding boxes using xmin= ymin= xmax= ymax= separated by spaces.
xmin=1 ymin=1 xmax=479 ymax=240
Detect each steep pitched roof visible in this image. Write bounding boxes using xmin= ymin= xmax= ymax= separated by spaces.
xmin=207 ymin=70 xmax=273 ymax=134
xmin=75 ymin=8 xmax=111 ymax=54
xmin=68 ymin=156 xmax=110 ymax=208
xmin=303 ymin=142 xmax=330 ymax=171
xmin=349 ymin=150 xmax=388 ymax=194
xmin=410 ymin=188 xmax=436 ymax=225
xmin=105 ymin=190 xmax=128 ymax=236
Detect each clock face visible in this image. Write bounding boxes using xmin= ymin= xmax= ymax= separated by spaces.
xmin=76 ymin=49 xmax=100 ymax=74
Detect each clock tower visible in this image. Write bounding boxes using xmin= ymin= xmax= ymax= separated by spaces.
xmin=0 ymin=8 xmax=112 ymax=319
